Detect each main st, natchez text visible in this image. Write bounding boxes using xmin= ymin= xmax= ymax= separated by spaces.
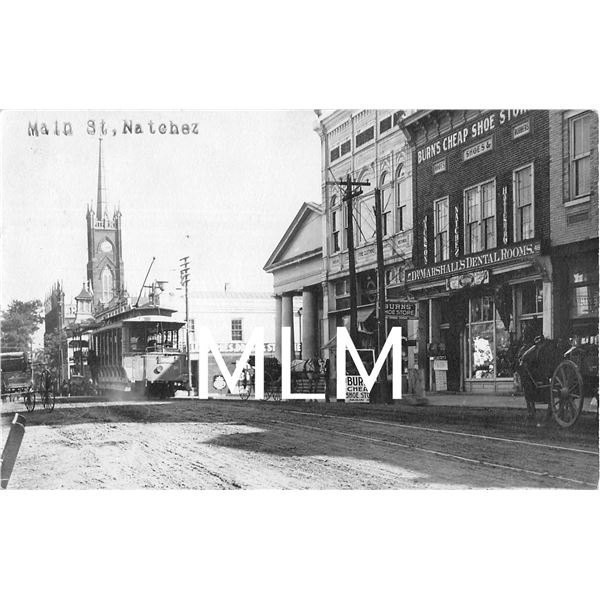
xmin=27 ymin=119 xmax=200 ymax=137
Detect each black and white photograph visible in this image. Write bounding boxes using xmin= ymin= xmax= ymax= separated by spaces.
xmin=2 ymin=108 xmax=598 ymax=490
xmin=1 ymin=5 xmax=599 ymax=599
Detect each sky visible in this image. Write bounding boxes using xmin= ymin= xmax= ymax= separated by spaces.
xmin=1 ymin=110 xmax=322 ymax=308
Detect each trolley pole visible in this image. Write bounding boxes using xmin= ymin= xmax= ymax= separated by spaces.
xmin=180 ymin=256 xmax=192 ymax=395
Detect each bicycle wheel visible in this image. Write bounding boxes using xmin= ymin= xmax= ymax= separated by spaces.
xmin=239 ymin=382 xmax=253 ymax=400
xmin=24 ymin=391 xmax=36 ymax=412
xmin=43 ymin=390 xmax=56 ymax=411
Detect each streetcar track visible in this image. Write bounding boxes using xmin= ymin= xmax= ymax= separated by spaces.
xmin=283 ymin=409 xmax=599 ymax=456
xmin=262 ymin=417 xmax=597 ymax=488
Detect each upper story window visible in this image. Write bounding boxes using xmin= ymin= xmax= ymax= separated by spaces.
xmin=379 ymin=116 xmax=392 ymax=134
xmin=395 ymin=164 xmax=409 ymax=233
xmin=380 ymin=172 xmax=391 ymax=237
xmin=357 ymin=197 xmax=375 ymax=245
xmin=231 ymin=319 xmax=243 ymax=341
xmin=570 ymin=113 xmax=592 ymax=200
xmin=356 ymin=126 xmax=374 ymax=148
xmin=513 ymin=164 xmax=534 ymax=241
xmin=464 ymin=180 xmax=496 ymax=255
xmin=330 ymin=146 xmax=340 ymax=162
xmin=331 ymin=206 xmax=341 ymax=253
xmin=340 ymin=139 xmax=351 ymax=156
xmin=434 ymin=197 xmax=449 ymax=262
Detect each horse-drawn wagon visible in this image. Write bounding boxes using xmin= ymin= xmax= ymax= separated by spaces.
xmin=517 ymin=337 xmax=598 ymax=428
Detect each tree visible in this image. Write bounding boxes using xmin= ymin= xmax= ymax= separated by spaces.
xmin=1 ymin=299 xmax=44 ymax=352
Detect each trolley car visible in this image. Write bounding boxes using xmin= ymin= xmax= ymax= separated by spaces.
xmin=87 ymin=304 xmax=188 ymax=398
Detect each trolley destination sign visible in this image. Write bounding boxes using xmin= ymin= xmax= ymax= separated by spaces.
xmin=406 ymin=239 xmax=541 ymax=284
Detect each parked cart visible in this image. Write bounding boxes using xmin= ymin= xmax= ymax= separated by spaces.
xmin=517 ymin=337 xmax=598 ymax=428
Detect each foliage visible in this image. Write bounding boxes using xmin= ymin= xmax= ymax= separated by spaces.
xmin=1 ymin=299 xmax=43 ymax=352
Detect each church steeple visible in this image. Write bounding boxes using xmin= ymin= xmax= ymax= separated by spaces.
xmin=96 ymin=137 xmax=107 ymax=218
xmin=86 ymin=138 xmax=125 ymax=310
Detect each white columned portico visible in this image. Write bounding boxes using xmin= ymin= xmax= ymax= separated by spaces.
xmin=281 ymin=293 xmax=295 ymax=360
xmin=275 ymin=295 xmax=282 ymax=362
xmin=301 ymin=287 xmax=318 ymax=359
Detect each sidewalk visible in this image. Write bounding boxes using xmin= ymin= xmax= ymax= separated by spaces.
xmin=399 ymin=391 xmax=598 ymax=413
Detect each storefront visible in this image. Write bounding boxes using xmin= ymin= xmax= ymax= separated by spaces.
xmin=402 ymin=109 xmax=552 ymax=393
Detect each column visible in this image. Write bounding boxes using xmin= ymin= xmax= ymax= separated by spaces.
xmin=281 ymin=294 xmax=295 ymax=360
xmin=302 ymin=287 xmax=318 ymax=359
xmin=275 ymin=295 xmax=282 ymax=362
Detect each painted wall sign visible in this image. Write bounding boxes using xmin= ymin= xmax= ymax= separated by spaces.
xmin=423 ymin=215 xmax=428 ymax=264
xmin=502 ymin=186 xmax=508 ymax=245
xmin=433 ymin=158 xmax=446 ymax=174
xmin=385 ymin=300 xmax=417 ymax=318
xmin=454 ymin=205 xmax=460 ymax=257
xmin=463 ymin=137 xmax=493 ymax=161
xmin=416 ymin=109 xmax=528 ymax=164
xmin=406 ymin=240 xmax=540 ymax=284
xmin=512 ymin=120 xmax=530 ymax=139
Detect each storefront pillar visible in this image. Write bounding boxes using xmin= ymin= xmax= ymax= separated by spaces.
xmin=301 ymin=287 xmax=318 ymax=359
xmin=542 ymin=281 xmax=553 ymax=339
xmin=281 ymin=294 xmax=295 ymax=360
xmin=274 ymin=295 xmax=282 ymax=362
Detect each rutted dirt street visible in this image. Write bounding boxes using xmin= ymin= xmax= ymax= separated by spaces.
xmin=1 ymin=397 xmax=598 ymax=489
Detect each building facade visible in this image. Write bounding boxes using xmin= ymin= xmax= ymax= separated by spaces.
xmin=263 ymin=202 xmax=323 ymax=362
xmin=549 ymin=110 xmax=599 ymax=345
xmin=316 ymin=109 xmax=417 ymax=386
xmin=403 ymin=110 xmax=559 ymax=393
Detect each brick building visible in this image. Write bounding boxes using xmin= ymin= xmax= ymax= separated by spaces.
xmin=403 ymin=110 xmax=554 ymax=393
xmin=549 ymin=110 xmax=599 ymax=344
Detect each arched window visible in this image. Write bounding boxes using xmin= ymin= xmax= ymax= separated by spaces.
xmin=101 ymin=267 xmax=114 ymax=303
xmin=395 ymin=164 xmax=409 ymax=233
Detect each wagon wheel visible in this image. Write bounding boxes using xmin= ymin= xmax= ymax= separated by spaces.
xmin=24 ymin=390 xmax=36 ymax=412
xmin=239 ymin=380 xmax=252 ymax=401
xmin=550 ymin=360 xmax=584 ymax=428
xmin=265 ymin=372 xmax=281 ymax=401
xmin=42 ymin=389 xmax=56 ymax=411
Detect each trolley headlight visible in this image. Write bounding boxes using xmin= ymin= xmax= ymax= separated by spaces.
xmin=154 ymin=365 xmax=164 ymax=374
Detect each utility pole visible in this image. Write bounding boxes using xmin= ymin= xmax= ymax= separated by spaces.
xmin=374 ymin=188 xmax=392 ymax=403
xmin=326 ymin=174 xmax=370 ymax=343
xmin=180 ymin=256 xmax=192 ymax=395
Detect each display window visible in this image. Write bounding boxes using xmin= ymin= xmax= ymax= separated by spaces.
xmin=467 ymin=295 xmax=511 ymax=379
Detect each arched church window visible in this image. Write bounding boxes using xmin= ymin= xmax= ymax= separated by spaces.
xmin=101 ymin=267 xmax=114 ymax=303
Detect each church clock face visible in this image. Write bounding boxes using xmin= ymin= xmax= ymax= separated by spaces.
xmin=100 ymin=240 xmax=112 ymax=253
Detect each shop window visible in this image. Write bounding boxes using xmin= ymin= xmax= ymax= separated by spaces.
xmin=468 ymin=296 xmax=511 ymax=379
xmin=513 ymin=164 xmax=534 ymax=241
xmin=570 ymin=267 xmax=599 ymax=319
xmin=434 ymin=197 xmax=449 ymax=262
xmin=570 ymin=113 xmax=591 ymax=200
xmin=464 ymin=180 xmax=496 ymax=254
xmin=521 ymin=280 xmax=543 ymax=316
xmin=334 ymin=279 xmax=350 ymax=311
xmin=231 ymin=319 xmax=243 ymax=341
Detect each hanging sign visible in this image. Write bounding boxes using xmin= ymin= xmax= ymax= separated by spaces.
xmin=446 ymin=270 xmax=489 ymax=290
xmin=385 ymin=300 xmax=418 ymax=318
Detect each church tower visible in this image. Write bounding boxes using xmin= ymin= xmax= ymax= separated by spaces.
xmin=86 ymin=138 xmax=125 ymax=309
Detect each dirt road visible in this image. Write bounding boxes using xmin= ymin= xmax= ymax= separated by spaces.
xmin=1 ymin=398 xmax=598 ymax=489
